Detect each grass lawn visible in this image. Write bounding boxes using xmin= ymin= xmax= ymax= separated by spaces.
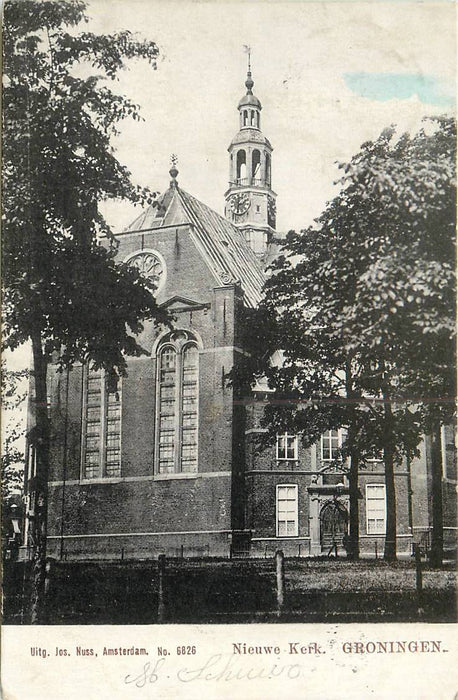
xmin=284 ymin=558 xmax=457 ymax=592
xmin=281 ymin=558 xmax=456 ymax=623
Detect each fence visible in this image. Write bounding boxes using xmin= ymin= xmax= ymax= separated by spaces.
xmin=3 ymin=552 xmax=455 ymax=625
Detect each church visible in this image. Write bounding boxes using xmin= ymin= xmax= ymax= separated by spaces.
xmin=22 ymin=66 xmax=456 ymax=560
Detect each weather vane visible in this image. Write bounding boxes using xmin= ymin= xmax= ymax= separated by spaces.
xmin=243 ymin=45 xmax=251 ymax=72
xmin=170 ymin=153 xmax=178 ymax=168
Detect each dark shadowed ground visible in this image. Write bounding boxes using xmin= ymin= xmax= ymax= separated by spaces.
xmin=3 ymin=557 xmax=456 ymax=625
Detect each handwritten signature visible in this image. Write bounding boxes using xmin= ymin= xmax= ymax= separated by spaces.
xmin=124 ymin=654 xmax=306 ymax=687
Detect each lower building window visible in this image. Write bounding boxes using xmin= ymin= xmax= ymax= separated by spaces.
xmin=276 ymin=433 xmax=298 ymax=460
xmin=276 ymin=484 xmax=298 ymax=537
xmin=321 ymin=429 xmax=346 ymax=461
xmin=82 ymin=368 xmax=122 ymax=479
xmin=366 ymin=484 xmax=386 ymax=534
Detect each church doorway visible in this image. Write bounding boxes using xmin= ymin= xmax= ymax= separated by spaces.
xmin=320 ymin=501 xmax=348 ymax=553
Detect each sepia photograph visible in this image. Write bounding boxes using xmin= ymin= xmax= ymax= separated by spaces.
xmin=1 ymin=0 xmax=457 ymax=696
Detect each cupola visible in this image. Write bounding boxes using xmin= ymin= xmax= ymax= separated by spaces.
xmin=224 ymin=52 xmax=277 ymax=259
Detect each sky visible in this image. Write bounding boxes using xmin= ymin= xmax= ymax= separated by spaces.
xmin=2 ymin=1 xmax=456 ymax=447
xmin=87 ymin=0 xmax=456 ymax=233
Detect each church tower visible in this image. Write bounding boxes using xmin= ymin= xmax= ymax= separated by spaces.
xmin=224 ymin=58 xmax=276 ymax=257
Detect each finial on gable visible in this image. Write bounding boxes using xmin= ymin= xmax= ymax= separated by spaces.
xmin=169 ymin=154 xmax=179 ymax=187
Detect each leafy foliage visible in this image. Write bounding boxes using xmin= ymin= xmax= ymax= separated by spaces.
xmin=2 ymin=0 xmax=169 ymax=376
xmin=2 ymin=0 xmax=169 ymax=620
xmin=244 ymin=117 xmax=456 ymax=560
xmin=1 ymin=364 xmax=28 ymax=502
xmin=256 ymin=117 xmax=456 ymax=457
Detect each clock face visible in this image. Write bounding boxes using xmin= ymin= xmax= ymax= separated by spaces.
xmin=229 ymin=192 xmax=250 ymax=216
xmin=126 ymin=251 xmax=165 ymax=292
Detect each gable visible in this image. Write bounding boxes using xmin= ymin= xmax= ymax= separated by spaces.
xmin=121 ymin=184 xmax=266 ymax=308
xmin=160 ymin=295 xmax=210 ymax=313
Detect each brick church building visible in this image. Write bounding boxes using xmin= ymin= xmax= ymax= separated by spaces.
xmin=22 ymin=67 xmax=456 ymax=560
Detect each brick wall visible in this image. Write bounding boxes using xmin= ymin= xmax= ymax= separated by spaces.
xmin=45 ymin=225 xmax=251 ymax=558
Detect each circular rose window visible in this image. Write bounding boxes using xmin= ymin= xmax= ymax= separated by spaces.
xmin=125 ymin=250 xmax=166 ymax=293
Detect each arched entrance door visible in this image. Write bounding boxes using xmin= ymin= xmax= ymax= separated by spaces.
xmin=320 ymin=501 xmax=348 ymax=552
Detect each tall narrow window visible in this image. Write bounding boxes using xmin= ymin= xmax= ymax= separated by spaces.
xmin=366 ymin=484 xmax=386 ymax=534
xmin=158 ymin=346 xmax=177 ymax=474
xmin=181 ymin=345 xmax=199 ymax=473
xmin=156 ymin=331 xmax=199 ymax=474
xmin=84 ymin=370 xmax=102 ymax=479
xmin=82 ymin=368 xmax=122 ymax=479
xmin=276 ymin=485 xmax=298 ymax=536
xmin=106 ymin=387 xmax=122 ymax=477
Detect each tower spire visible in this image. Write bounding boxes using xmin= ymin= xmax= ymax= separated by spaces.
xmin=243 ymin=45 xmax=254 ymax=94
xmin=224 ymin=55 xmax=277 ymax=258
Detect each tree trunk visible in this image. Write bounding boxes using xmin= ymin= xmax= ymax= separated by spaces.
xmin=383 ymin=448 xmax=397 ymax=562
xmin=345 ymin=359 xmax=360 ymax=560
xmin=29 ymin=332 xmax=50 ymax=624
xmin=348 ymin=450 xmax=360 ymax=560
xmin=383 ymin=398 xmax=397 ymax=562
xmin=429 ymin=423 xmax=443 ymax=568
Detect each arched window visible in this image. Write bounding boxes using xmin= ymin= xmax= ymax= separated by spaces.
xmin=156 ymin=332 xmax=199 ymax=474
xmin=236 ymin=150 xmax=247 ymax=183
xmin=252 ymin=149 xmax=261 ymax=181
xmin=243 ymin=110 xmax=248 ymax=126
xmin=265 ymin=153 xmax=271 ymax=187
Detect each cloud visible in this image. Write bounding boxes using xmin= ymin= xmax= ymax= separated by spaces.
xmin=343 ymin=72 xmax=455 ymax=107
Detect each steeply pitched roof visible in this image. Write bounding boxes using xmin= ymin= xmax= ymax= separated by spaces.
xmin=122 ymin=185 xmax=266 ymax=307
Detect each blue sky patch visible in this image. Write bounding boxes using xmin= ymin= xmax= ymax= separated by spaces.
xmin=344 ymin=72 xmax=455 ymax=107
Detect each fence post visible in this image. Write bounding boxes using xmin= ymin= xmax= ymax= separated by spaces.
xmin=43 ymin=558 xmax=54 ymax=623
xmin=44 ymin=559 xmax=52 ymax=597
xmin=275 ymin=550 xmax=285 ymax=617
xmin=157 ymin=554 xmax=166 ymax=623
xmin=413 ymin=544 xmax=423 ymax=613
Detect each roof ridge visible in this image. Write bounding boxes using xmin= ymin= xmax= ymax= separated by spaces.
xmin=177 ymin=187 xmax=257 ymax=248
xmin=175 ymin=187 xmax=265 ymax=308
xmin=123 ymin=184 xmax=266 ymax=308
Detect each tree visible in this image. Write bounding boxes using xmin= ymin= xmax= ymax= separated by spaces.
xmin=1 ymin=364 xmax=28 ymax=504
xmin=251 ymin=117 xmax=455 ymax=562
xmin=336 ymin=117 xmax=456 ymax=564
xmin=1 ymin=364 xmax=28 ymax=562
xmin=2 ymin=0 xmax=170 ymax=621
xmin=255 ymin=229 xmax=398 ymax=562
